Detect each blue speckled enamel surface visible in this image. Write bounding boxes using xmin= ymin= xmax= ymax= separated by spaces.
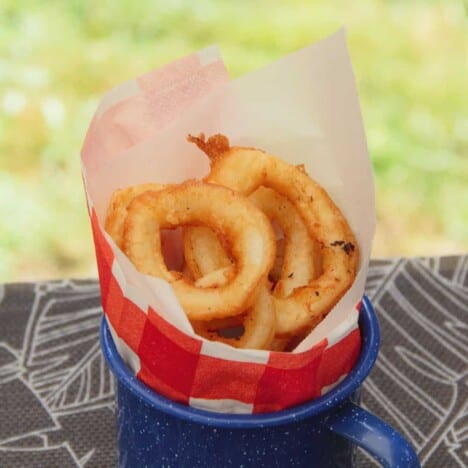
xmin=102 ymin=296 xmax=420 ymax=467
xmin=116 ymin=383 xmax=355 ymax=467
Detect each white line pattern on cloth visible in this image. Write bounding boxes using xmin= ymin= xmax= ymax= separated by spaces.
xmin=0 ymin=257 xmax=466 ymax=467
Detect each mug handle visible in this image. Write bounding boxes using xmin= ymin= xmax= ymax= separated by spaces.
xmin=323 ymin=402 xmax=420 ymax=467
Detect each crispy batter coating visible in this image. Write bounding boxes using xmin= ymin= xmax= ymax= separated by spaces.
xmin=105 ymin=183 xmax=165 ymax=250
xmin=184 ymin=226 xmax=276 ymax=349
xmin=122 ymin=181 xmax=276 ymax=321
xmin=105 ymin=134 xmax=359 ymax=351
xmin=202 ymin=142 xmax=359 ymax=336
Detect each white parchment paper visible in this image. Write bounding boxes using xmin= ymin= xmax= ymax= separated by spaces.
xmin=82 ymin=28 xmax=375 ymax=356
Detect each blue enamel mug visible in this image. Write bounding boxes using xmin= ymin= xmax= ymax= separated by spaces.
xmin=101 ymin=296 xmax=420 ymax=467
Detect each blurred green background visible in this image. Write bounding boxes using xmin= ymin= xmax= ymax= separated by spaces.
xmin=1 ymin=0 xmax=467 ymax=282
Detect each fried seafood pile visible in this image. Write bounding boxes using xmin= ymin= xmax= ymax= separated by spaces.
xmin=105 ymin=134 xmax=359 ymax=351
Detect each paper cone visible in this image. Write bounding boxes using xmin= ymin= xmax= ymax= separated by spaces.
xmin=81 ymin=29 xmax=375 ymax=413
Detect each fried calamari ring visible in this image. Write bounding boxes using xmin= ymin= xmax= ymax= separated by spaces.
xmin=183 ymin=226 xmax=233 ymax=279
xmin=184 ymin=228 xmax=276 ymax=349
xmin=190 ymin=134 xmax=359 ymax=336
xmin=192 ymin=284 xmax=275 ymax=349
xmin=184 ymin=187 xmax=320 ymax=297
xmin=123 ymin=181 xmax=276 ymax=321
xmin=249 ymin=186 xmax=321 ymax=298
xmin=105 ymin=183 xmax=186 ymax=271
xmin=105 ymin=183 xmax=164 ymax=250
xmin=184 ymin=184 xmax=319 ymax=350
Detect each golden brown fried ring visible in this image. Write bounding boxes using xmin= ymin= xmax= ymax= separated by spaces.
xmin=185 ymin=186 xmax=320 ymax=296
xmin=199 ymin=138 xmax=359 ymax=336
xmin=249 ymin=186 xmax=321 ymax=298
xmin=184 ymin=228 xmax=276 ymax=349
xmin=123 ymin=181 xmax=276 ymax=321
xmin=105 ymin=183 xmax=186 ymax=270
xmin=184 ymin=187 xmax=319 ymax=349
xmin=192 ymin=284 xmax=275 ymax=350
xmin=105 ymin=183 xmax=164 ymax=250
xmin=183 ymin=226 xmax=233 ymax=279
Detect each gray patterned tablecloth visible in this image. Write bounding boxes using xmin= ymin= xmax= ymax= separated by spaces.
xmin=0 ymin=256 xmax=467 ymax=467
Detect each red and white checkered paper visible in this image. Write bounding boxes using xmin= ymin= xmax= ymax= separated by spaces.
xmin=81 ymin=30 xmax=375 ymax=413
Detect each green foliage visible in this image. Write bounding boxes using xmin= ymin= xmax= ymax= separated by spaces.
xmin=0 ymin=0 xmax=466 ymax=280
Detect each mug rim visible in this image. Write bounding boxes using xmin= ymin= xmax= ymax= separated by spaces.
xmin=101 ymin=295 xmax=380 ymax=428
